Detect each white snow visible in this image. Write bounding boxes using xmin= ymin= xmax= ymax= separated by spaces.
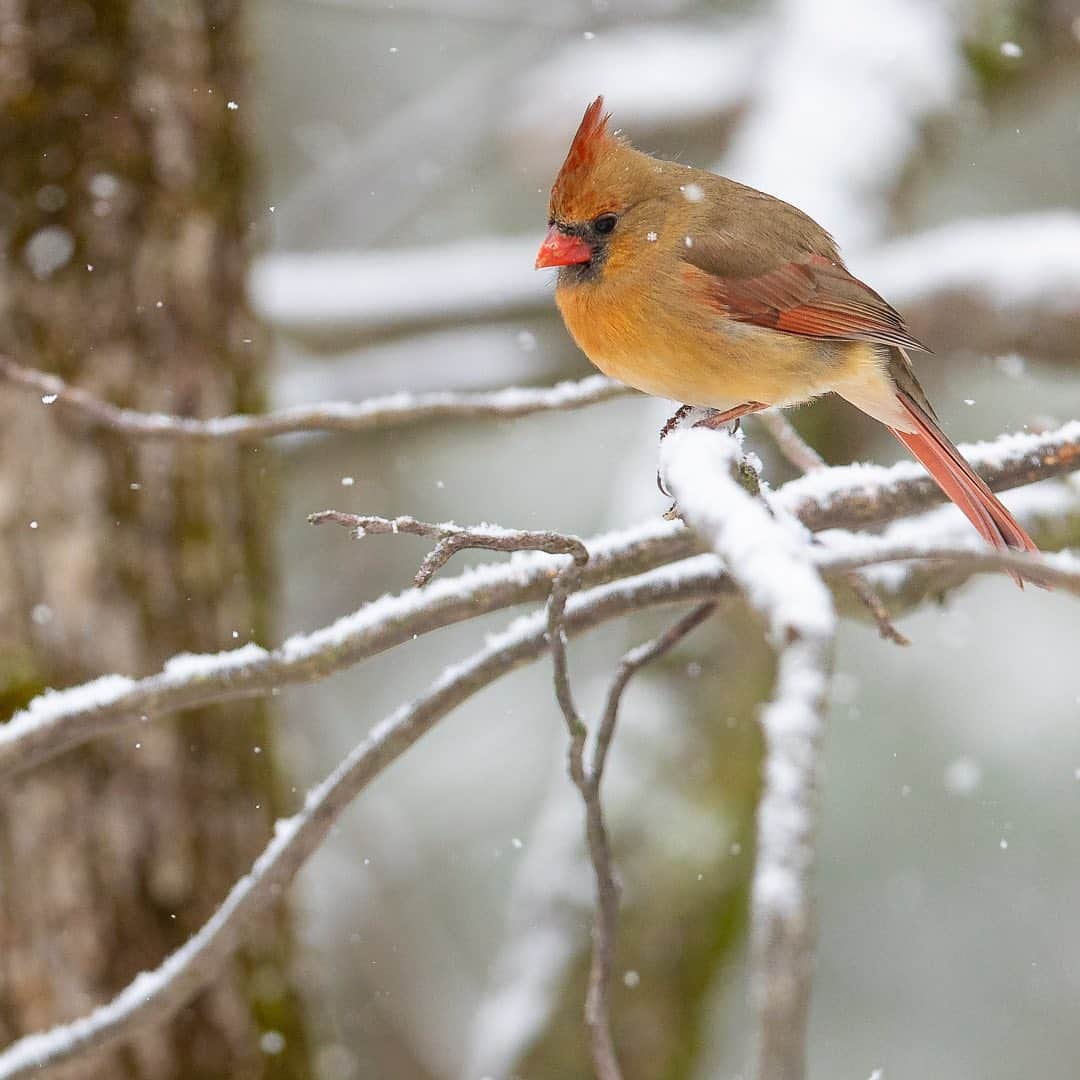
xmin=719 ymin=0 xmax=960 ymax=250
xmin=661 ymin=428 xmax=835 ymax=936
xmin=250 ymin=236 xmax=541 ymax=339
xmin=162 ymin=642 xmax=269 ymax=679
xmin=775 ymin=418 xmax=1080 ymax=524
xmin=24 ymin=226 xmax=75 ymax=279
xmin=858 ymin=211 xmax=1080 ymax=314
xmin=510 ymin=22 xmax=763 ymax=141
xmin=4 ymin=675 xmax=135 ymax=737
xmin=661 ymin=429 xmax=835 ymax=642
xmin=944 ymin=757 xmax=982 ymax=796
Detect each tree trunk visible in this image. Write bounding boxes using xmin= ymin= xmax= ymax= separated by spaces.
xmin=0 ymin=2 xmax=310 ymax=1076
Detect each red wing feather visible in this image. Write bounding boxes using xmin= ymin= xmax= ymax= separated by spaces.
xmin=699 ymin=254 xmax=929 ymax=352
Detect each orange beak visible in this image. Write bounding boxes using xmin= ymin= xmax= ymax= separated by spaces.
xmin=535 ymin=225 xmax=592 ymax=269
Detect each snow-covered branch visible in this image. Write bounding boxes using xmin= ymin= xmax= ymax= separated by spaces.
xmin=0 ymin=355 xmax=628 ymax=441
xmin=308 ymin=511 xmax=588 ymax=586
xmin=0 ymin=562 xmax=727 ymax=1080
xmin=757 ymin=410 xmax=909 ymax=643
xmin=775 ymin=419 xmax=1080 ymax=533
xmin=858 ymin=212 xmax=1080 ymax=359
xmin=2 ymin=421 xmax=1078 ymax=782
xmin=820 ymin=542 xmax=1080 ymax=593
xmin=3 ymin=492 xmax=1079 ymax=1076
xmin=662 ymin=428 xmax=835 ymax=1080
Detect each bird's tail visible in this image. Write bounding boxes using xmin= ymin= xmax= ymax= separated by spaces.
xmin=886 ymin=370 xmax=1039 ymax=588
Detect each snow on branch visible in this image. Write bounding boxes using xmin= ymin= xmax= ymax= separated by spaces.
xmin=776 ymin=419 xmax=1080 ymax=533
xmin=661 ymin=428 xmax=835 ymax=1080
xmin=859 ymin=211 xmax=1080 ymax=357
xmin=308 ymin=511 xmax=587 ymax=586
xmin=818 ymin=478 xmax=1080 ymax=608
xmin=0 ymin=355 xmax=628 ymax=441
xmin=820 ymin=541 xmax=1080 ymax=593
xmin=718 ymin=0 xmax=960 ymax=250
xmin=3 ymin=498 xmax=1080 ymax=1076
xmin=0 ymin=561 xmax=728 ymax=1080
xmin=1 ymin=422 xmax=1078 ymax=782
xmin=757 ymin=410 xmax=908 ymax=644
xmin=662 ymin=429 xmax=835 ymax=643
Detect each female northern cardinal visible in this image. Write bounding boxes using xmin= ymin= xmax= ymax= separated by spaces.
xmin=535 ymin=97 xmax=1039 ymax=579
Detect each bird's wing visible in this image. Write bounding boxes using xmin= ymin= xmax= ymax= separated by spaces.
xmin=683 ymin=247 xmax=929 ymax=353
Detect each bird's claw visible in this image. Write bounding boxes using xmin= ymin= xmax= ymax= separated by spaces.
xmin=659 ymin=403 xmax=694 ymax=441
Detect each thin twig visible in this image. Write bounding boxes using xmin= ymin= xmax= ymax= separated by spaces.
xmin=589 ymin=602 xmax=717 ymax=783
xmin=0 ymin=355 xmax=628 ymax=441
xmin=756 ymin=410 xmax=827 ymax=472
xmin=758 ymin=409 xmax=909 ymax=645
xmin=579 ymin=600 xmax=717 ymax=1079
xmin=309 ymin=511 xmax=587 ymax=587
xmin=538 ymin=538 xmax=625 ymax=1080
xmin=817 ymin=541 xmax=1080 ymax=593
xmin=844 ymin=573 xmax=911 ymax=646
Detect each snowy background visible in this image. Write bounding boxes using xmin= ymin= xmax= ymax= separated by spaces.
xmin=246 ymin=1 xmax=1080 ymax=1077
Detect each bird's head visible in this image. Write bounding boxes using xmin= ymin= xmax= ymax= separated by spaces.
xmin=535 ymin=96 xmax=691 ymax=286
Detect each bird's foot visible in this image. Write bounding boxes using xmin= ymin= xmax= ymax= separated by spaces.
xmin=659 ymin=403 xmax=694 ymax=441
xmin=658 ymin=404 xmax=696 ymax=500
xmin=692 ymin=401 xmax=768 ymax=431
xmin=658 ymin=402 xmax=766 ymax=513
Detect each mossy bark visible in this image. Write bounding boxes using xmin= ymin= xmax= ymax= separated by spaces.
xmin=0 ymin=2 xmax=310 ymax=1076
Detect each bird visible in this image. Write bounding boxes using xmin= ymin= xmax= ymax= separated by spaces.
xmin=535 ymin=96 xmax=1039 ymax=583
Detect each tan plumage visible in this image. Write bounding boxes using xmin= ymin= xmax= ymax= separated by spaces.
xmin=536 ymin=97 xmax=1040 ymax=581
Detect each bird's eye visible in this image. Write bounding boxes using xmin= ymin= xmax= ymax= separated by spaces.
xmin=593 ymin=213 xmax=618 ymax=235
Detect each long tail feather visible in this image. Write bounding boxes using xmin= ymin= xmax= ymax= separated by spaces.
xmin=888 ymin=389 xmax=1040 ymax=588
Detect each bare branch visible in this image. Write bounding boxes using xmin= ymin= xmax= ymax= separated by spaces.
xmin=308 ymin=511 xmax=587 ymax=587
xmin=532 ymin=533 xmax=624 ymax=1080
xmin=817 ymin=541 xmax=1080 ymax=595
xmin=843 ymin=573 xmax=911 ymax=646
xmin=662 ymin=428 xmax=836 ymax=1080
xmin=589 ymin=602 xmax=717 ymax=784
xmin=312 ymin=503 xmax=604 ymax=1063
xmin=757 ymin=410 xmax=909 ymax=645
xmin=756 ymin=410 xmax=827 ymax=473
xmin=0 ymin=355 xmax=628 ymax=441
xmin=577 ymin=600 xmax=717 ymax=1080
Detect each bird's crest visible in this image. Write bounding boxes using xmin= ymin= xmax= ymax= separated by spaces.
xmin=550 ymin=96 xmax=620 ymax=218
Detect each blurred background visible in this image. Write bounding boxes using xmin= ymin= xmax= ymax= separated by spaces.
xmin=2 ymin=1 xmax=1080 ymax=1078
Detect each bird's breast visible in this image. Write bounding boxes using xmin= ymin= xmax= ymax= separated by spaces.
xmin=555 ymin=275 xmax=865 ymax=410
